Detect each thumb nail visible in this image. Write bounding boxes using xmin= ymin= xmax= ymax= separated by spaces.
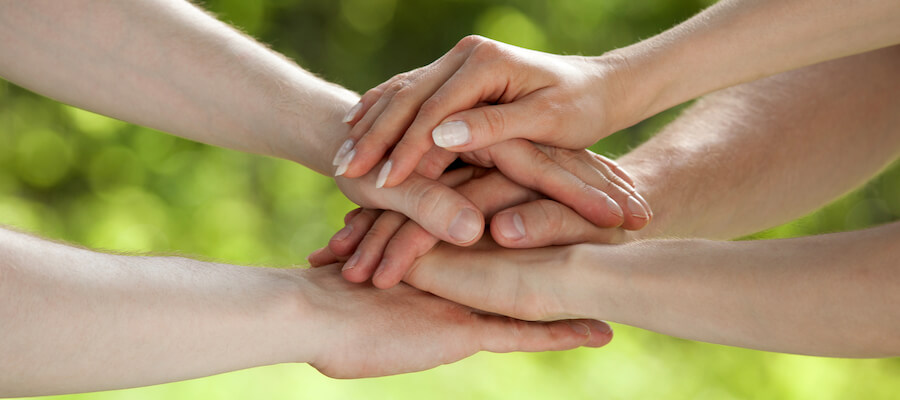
xmin=448 ymin=208 xmax=481 ymax=243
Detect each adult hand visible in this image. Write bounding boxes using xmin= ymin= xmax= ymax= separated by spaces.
xmin=312 ymin=142 xmax=649 ymax=289
xmin=334 ymin=35 xmax=632 ymax=188
xmin=301 ymin=264 xmax=613 ymax=378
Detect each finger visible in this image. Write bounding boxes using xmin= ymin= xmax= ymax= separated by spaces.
xmin=489 ymin=140 xmax=625 ymax=228
xmin=476 ymin=317 xmax=613 ymax=353
xmin=490 ymin=199 xmax=624 ymax=248
xmin=307 ymin=246 xmax=339 ymax=267
xmin=328 ymin=208 xmax=381 ymax=257
xmin=378 ymin=57 xmax=542 ymax=188
xmin=593 ymin=154 xmax=636 ymax=189
xmin=343 ymin=208 xmax=362 ymax=224
xmin=382 ymin=173 xmax=485 ymax=246
xmin=341 ymin=211 xmax=408 ymax=283
xmin=374 ymin=170 xmax=540 ymax=289
xmin=341 ymin=47 xmax=475 ymax=181
xmin=342 ymin=79 xmax=393 ymax=126
xmin=558 ymin=150 xmax=650 ymax=231
xmin=334 ymin=82 xmax=404 ymax=178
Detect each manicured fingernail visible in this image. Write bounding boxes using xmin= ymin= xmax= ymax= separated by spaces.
xmin=432 ymin=120 xmax=471 ymax=148
xmin=605 ymin=194 xmax=623 ymax=218
xmin=376 ymin=160 xmax=392 ymax=189
xmin=496 ymin=212 xmax=525 ymax=241
xmin=627 ymin=196 xmax=648 ymax=219
xmin=373 ymin=259 xmax=388 ymax=278
xmin=334 ymin=149 xmax=356 ymax=177
xmin=332 ymin=225 xmax=353 ymax=241
xmin=342 ymin=102 xmax=362 ymax=124
xmin=448 ymin=208 xmax=481 ymax=243
xmin=343 ymin=251 xmax=360 ymax=271
xmin=568 ymin=321 xmax=591 ymax=336
xmin=332 ymin=139 xmax=354 ymax=166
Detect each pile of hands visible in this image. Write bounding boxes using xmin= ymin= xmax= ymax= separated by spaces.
xmin=302 ymin=36 xmax=655 ymax=376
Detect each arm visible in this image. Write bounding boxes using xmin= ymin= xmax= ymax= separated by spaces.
xmin=334 ymin=0 xmax=900 ymax=188
xmin=0 ymin=226 xmax=611 ymax=397
xmin=0 ymin=0 xmax=352 ymax=174
xmin=405 ymin=222 xmax=900 ymax=357
xmin=0 ymin=0 xmax=496 ymax=247
xmin=619 ymin=45 xmax=900 ymax=240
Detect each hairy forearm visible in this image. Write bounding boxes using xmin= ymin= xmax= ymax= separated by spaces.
xmin=0 ymin=228 xmax=312 ymax=396
xmin=578 ymin=221 xmax=900 ymax=357
xmin=607 ymin=0 xmax=900 ymax=125
xmin=0 ymin=0 xmax=356 ymax=174
xmin=618 ymin=46 xmax=900 ymax=240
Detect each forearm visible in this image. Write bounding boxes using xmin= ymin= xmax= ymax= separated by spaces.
xmin=0 ymin=0 xmax=356 ymax=174
xmin=0 ymin=228 xmax=313 ymax=396
xmin=603 ymin=0 xmax=900 ymax=126
xmin=618 ymin=46 xmax=900 ymax=240
xmin=578 ymin=221 xmax=900 ymax=357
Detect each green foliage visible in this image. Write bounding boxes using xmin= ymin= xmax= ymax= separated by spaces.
xmin=1 ymin=0 xmax=898 ymax=398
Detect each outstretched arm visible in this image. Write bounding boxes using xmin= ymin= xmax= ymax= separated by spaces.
xmin=620 ymin=45 xmax=900 ymax=240
xmin=406 ymin=222 xmax=900 ymax=357
xmin=0 ymin=226 xmax=611 ymax=397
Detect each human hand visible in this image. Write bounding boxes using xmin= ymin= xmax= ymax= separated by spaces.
xmin=333 ymin=35 xmax=633 ymax=189
xmin=299 ymin=264 xmax=613 ymax=378
xmin=312 ymin=143 xmax=649 ymax=288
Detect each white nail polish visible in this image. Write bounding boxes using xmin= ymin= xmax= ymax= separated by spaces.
xmin=432 ymin=121 xmax=471 ymax=148
xmin=335 ymin=149 xmax=356 ymax=177
xmin=342 ymin=102 xmax=362 ymax=123
xmin=376 ymin=160 xmax=392 ymax=189
xmin=627 ymin=196 xmax=648 ymax=219
xmin=332 ymin=139 xmax=354 ymax=166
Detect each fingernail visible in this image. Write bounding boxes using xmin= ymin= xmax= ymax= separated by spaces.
xmin=342 ymin=102 xmax=362 ymax=124
xmin=496 ymin=212 xmax=525 ymax=241
xmin=334 ymin=149 xmax=356 ymax=177
xmin=627 ymin=196 xmax=648 ymax=219
xmin=376 ymin=160 xmax=392 ymax=189
xmin=343 ymin=251 xmax=360 ymax=271
xmin=448 ymin=208 xmax=481 ymax=243
xmin=332 ymin=225 xmax=353 ymax=241
xmin=568 ymin=321 xmax=591 ymax=336
xmin=373 ymin=259 xmax=388 ymax=278
xmin=605 ymin=194 xmax=623 ymax=218
xmin=588 ymin=320 xmax=613 ymax=335
xmin=432 ymin=121 xmax=471 ymax=148
xmin=332 ymin=139 xmax=354 ymax=166
xmin=635 ymin=192 xmax=653 ymax=218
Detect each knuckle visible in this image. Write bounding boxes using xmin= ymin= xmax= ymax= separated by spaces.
xmin=407 ymin=181 xmax=451 ymax=221
xmin=478 ymin=107 xmax=507 ymax=139
xmin=470 ymin=39 xmax=502 ymax=62
xmin=456 ymin=35 xmax=486 ymax=51
xmin=418 ymin=96 xmax=445 ymax=119
xmin=535 ymin=200 xmax=565 ymax=236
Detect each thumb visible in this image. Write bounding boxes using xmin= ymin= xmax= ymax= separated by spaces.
xmin=431 ymin=97 xmax=554 ymax=151
xmin=491 ymin=199 xmax=625 ymax=248
xmin=382 ymin=172 xmax=485 ymax=246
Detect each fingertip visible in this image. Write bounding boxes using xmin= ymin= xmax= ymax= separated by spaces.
xmin=432 ymin=120 xmax=472 ymax=149
xmin=307 ymin=247 xmax=332 ymax=267
xmin=448 ymin=207 xmax=484 ymax=245
xmin=583 ymin=320 xmax=614 ymax=348
xmin=342 ymin=102 xmax=363 ymax=125
xmin=491 ymin=211 xmax=527 ymax=246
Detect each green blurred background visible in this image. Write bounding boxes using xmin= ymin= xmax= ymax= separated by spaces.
xmin=2 ymin=0 xmax=898 ymax=398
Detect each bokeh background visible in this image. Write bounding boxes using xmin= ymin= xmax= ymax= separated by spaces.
xmin=2 ymin=0 xmax=899 ymax=398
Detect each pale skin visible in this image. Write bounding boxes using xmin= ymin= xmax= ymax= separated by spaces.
xmin=323 ymin=46 xmax=900 ymax=356
xmin=336 ymin=0 xmax=900 ymax=190
xmin=0 ymin=0 xmax=620 ymax=395
xmin=0 ymin=0 xmax=638 ymax=249
xmin=0 ymin=227 xmax=612 ymax=397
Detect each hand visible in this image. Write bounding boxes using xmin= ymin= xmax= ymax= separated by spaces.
xmin=334 ymin=35 xmax=632 ymax=188
xmin=299 ymin=264 xmax=613 ymax=378
xmin=312 ymin=144 xmax=649 ymax=289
